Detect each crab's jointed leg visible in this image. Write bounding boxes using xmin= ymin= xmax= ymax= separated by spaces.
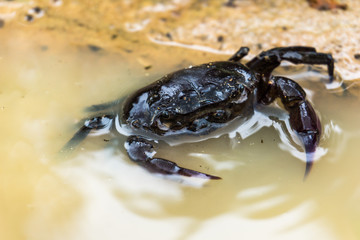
xmin=261 ymin=76 xmax=321 ymax=178
xmin=228 ymin=46 xmax=250 ymax=62
xmin=245 ymin=46 xmax=335 ymax=178
xmin=246 ymin=46 xmax=334 ymax=82
xmin=61 ymin=115 xmax=114 ymax=153
xmin=125 ymin=136 xmax=221 ymax=179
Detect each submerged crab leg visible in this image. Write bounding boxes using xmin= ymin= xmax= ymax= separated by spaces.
xmin=125 ymin=136 xmax=221 ymax=179
xmin=246 ymin=46 xmax=334 ymax=82
xmin=85 ymin=97 xmax=124 ymax=112
xmin=61 ymin=126 xmax=92 ymax=153
xmin=261 ymin=76 xmax=321 ymax=179
xmin=61 ymin=115 xmax=114 ymax=153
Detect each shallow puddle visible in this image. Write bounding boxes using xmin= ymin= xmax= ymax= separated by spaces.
xmin=1 ymin=32 xmax=360 ymax=240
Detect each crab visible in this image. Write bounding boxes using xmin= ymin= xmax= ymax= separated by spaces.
xmin=64 ymin=46 xmax=334 ymax=180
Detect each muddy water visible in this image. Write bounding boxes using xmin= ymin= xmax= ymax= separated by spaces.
xmin=1 ymin=35 xmax=360 ymax=240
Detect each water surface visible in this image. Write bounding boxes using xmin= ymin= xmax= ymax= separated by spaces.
xmin=1 ymin=35 xmax=360 ymax=240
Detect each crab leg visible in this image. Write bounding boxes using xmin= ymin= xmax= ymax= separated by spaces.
xmin=61 ymin=115 xmax=114 ymax=153
xmin=246 ymin=46 xmax=334 ymax=82
xmin=228 ymin=46 xmax=249 ymax=62
xmin=125 ymin=136 xmax=221 ymax=179
xmin=261 ymin=76 xmax=321 ymax=179
xmin=85 ymin=97 xmax=124 ymax=112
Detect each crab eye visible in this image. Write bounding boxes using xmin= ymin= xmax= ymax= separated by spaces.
xmin=160 ymin=111 xmax=170 ymax=120
xmin=212 ymin=110 xmax=226 ymax=119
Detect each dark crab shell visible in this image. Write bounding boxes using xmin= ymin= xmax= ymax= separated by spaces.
xmin=123 ymin=61 xmax=258 ymax=136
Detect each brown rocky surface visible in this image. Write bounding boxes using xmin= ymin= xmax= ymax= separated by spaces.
xmin=0 ymin=0 xmax=358 ymax=80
